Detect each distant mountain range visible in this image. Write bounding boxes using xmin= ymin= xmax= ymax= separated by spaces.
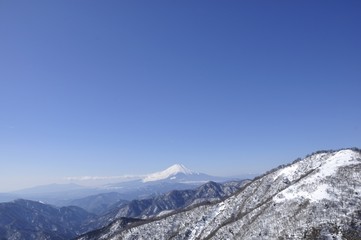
xmin=1 ymin=164 xmax=234 ymax=206
xmin=78 ymin=148 xmax=361 ymax=240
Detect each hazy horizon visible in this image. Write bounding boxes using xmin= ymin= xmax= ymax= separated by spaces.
xmin=1 ymin=1 xmax=360 ymax=192
xmin=1 ymin=162 xmax=260 ymax=193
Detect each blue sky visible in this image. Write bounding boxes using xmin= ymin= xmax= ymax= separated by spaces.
xmin=0 ymin=0 xmax=360 ymax=191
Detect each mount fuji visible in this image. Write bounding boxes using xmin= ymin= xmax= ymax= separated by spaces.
xmin=141 ymin=164 xmax=227 ymax=183
xmin=142 ymin=164 xmax=198 ymax=182
xmin=101 ymin=164 xmax=232 ymax=200
xmin=63 ymin=164 xmax=235 ymax=213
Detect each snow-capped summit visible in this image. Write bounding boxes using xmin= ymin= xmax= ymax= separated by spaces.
xmin=103 ymin=164 xmax=232 ymax=199
xmin=142 ymin=164 xmax=198 ymax=183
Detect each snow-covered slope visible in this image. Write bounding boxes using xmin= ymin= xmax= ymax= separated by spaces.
xmin=80 ymin=181 xmax=247 ymax=234
xmin=79 ymin=148 xmax=361 ymax=240
xmin=142 ymin=164 xmax=198 ymax=182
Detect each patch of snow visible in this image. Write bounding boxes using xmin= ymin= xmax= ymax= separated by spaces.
xmin=297 ymin=150 xmax=359 ymax=187
xmin=274 ymin=150 xmax=360 ymax=203
xmin=318 ymin=150 xmax=358 ymax=176
xmin=276 ymin=183 xmax=331 ymax=203
xmin=217 ymin=202 xmax=226 ymax=212
xmin=273 ymin=164 xmax=299 ymax=180
xmin=156 ymin=209 xmax=174 ymax=217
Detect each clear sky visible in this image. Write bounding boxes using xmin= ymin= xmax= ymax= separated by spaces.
xmin=1 ymin=0 xmax=360 ymax=192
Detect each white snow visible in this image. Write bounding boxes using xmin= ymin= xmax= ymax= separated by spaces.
xmin=273 ymin=163 xmax=299 ymax=180
xmin=317 ymin=150 xmax=357 ymax=177
xmin=274 ymin=149 xmax=360 ymax=203
xmin=188 ymin=203 xmax=224 ymax=239
xmin=156 ymin=210 xmax=174 ymax=217
xmin=142 ymin=164 xmax=196 ymax=182
xmin=276 ymin=183 xmax=331 ymax=202
xmin=217 ymin=201 xmax=226 ymax=212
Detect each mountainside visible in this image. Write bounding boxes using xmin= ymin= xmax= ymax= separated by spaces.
xmin=67 ymin=192 xmax=129 ymax=215
xmin=81 ymin=181 xmax=247 ymax=233
xmin=0 ymin=180 xmax=246 ymax=239
xmin=0 ymin=199 xmax=94 ymax=240
xmin=79 ymin=148 xmax=361 ymax=240
xmin=113 ymin=181 xmax=246 ymax=219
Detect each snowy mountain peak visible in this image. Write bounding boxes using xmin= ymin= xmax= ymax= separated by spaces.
xmin=166 ymin=164 xmax=195 ymax=175
xmin=142 ymin=164 xmax=197 ymax=183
